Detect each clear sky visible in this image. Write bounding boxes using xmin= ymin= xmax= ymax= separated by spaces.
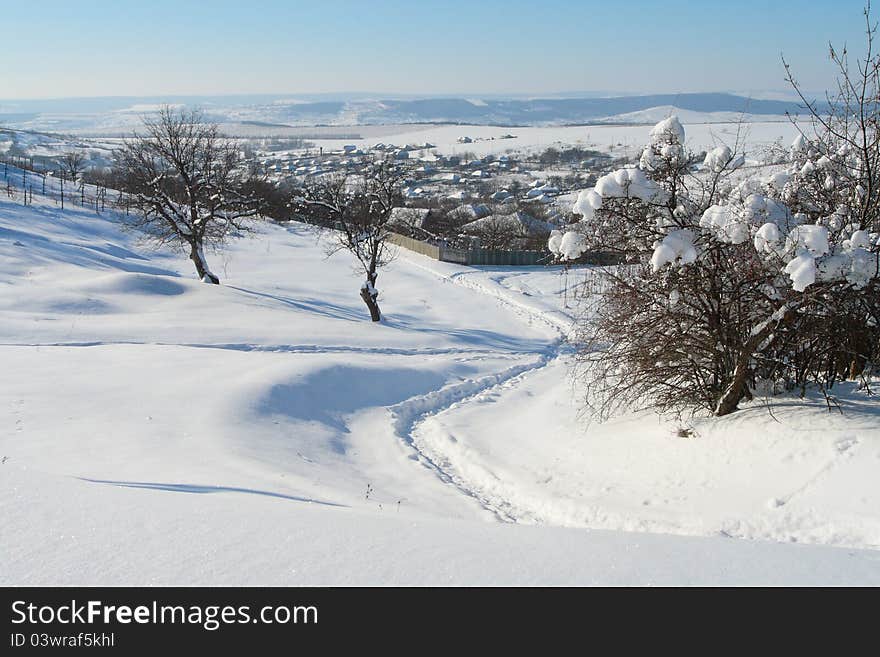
xmin=2 ymin=0 xmax=871 ymax=99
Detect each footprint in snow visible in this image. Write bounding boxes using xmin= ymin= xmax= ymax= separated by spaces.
xmin=834 ymin=437 xmax=858 ymax=453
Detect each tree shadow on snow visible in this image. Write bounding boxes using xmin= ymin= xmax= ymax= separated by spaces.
xmin=383 ymin=314 xmax=553 ymax=354
xmin=227 ymin=285 xmax=367 ymax=322
xmin=78 ymin=478 xmax=347 ymax=507
xmin=0 ymin=224 xmax=178 ymax=277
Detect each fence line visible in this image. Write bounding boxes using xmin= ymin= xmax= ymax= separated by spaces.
xmin=387 ymin=233 xmax=442 ymax=259
xmin=1 ymin=158 xmax=126 ymax=215
xmin=388 ymin=232 xmax=620 ymax=267
xmin=388 ymin=232 xmax=549 ymax=266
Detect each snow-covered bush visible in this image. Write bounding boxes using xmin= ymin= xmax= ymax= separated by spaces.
xmin=560 ymin=56 xmax=880 ymax=418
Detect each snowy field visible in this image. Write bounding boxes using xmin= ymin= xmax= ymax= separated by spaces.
xmin=306 ymin=120 xmax=801 ymax=160
xmin=1 ymin=191 xmax=879 ymax=585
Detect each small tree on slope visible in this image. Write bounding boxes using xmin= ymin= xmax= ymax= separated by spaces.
xmin=296 ymin=162 xmax=404 ymax=322
xmin=114 ymin=107 xmax=262 ymax=284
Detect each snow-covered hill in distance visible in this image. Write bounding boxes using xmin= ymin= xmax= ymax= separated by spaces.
xmin=0 ymin=92 xmax=817 ymax=135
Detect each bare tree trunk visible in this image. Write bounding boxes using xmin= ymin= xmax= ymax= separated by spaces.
xmin=360 ymin=274 xmax=381 ymax=322
xmin=715 ymin=356 xmax=752 ymax=417
xmin=848 ymin=331 xmax=871 ymax=379
xmin=715 ymin=307 xmax=793 ymax=416
xmin=190 ymin=243 xmax=219 ymax=284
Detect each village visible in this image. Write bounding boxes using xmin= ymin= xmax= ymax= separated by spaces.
xmin=251 ymin=135 xmax=618 ymax=255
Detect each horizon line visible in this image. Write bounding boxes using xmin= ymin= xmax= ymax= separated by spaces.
xmin=0 ymin=89 xmax=813 ymax=104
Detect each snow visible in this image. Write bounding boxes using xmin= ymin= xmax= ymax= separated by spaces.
xmin=846 ymin=246 xmax=876 ymax=288
xmin=651 ymin=229 xmax=698 ymax=271
xmin=784 ymin=252 xmax=818 ymax=292
xmin=558 ymin=230 xmax=587 ymax=260
xmin=409 ymin=353 xmax=880 ymax=551
xmin=754 ymin=221 xmax=783 ymax=254
xmin=701 ymin=205 xmax=749 ymax=244
xmin=572 ymin=188 xmax=603 ymax=219
xmin=786 ymin=224 xmax=830 ymax=258
xmin=547 ymin=230 xmax=563 ymax=255
xmin=594 ymin=166 xmax=665 ymax=202
xmin=649 ymin=115 xmax=686 ymax=145
xmin=1 ymin=187 xmax=879 ymax=585
xmin=6 ymin=466 xmax=877 ymax=586
xmin=791 ymin=133 xmax=809 ymax=153
xmin=849 ymin=230 xmax=872 ymax=250
xmin=703 ymin=145 xmax=734 ymax=172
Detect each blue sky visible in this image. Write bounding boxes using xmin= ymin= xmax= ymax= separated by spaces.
xmin=2 ymin=0 xmax=871 ymax=98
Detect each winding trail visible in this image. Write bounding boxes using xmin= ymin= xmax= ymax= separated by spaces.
xmin=386 ymin=255 xmax=579 ymax=522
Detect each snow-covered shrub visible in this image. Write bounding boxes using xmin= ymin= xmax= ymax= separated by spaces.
xmin=562 ymin=64 xmax=880 ymax=419
xmin=702 ymin=145 xmax=743 ymax=173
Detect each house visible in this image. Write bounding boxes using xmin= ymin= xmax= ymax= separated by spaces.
xmin=452 ymin=203 xmax=492 ymax=221
xmin=446 ymin=190 xmax=471 ymax=202
xmin=389 ymin=207 xmax=432 ymax=231
xmin=526 ymin=183 xmax=560 ymax=198
xmin=543 ymin=207 xmax=565 ymax=226
xmin=403 ymin=186 xmax=429 ymax=199
xmin=461 ymin=211 xmax=554 ymax=238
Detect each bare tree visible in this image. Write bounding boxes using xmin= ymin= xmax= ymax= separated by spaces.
xmin=782 ymin=1 xmax=880 ymax=235
xmin=296 ymin=162 xmax=405 ymax=321
xmin=113 ymin=107 xmax=262 ymax=284
xmin=61 ymin=151 xmax=87 ymax=182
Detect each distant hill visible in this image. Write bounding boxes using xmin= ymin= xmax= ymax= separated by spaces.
xmin=355 ymin=93 xmax=808 ymax=125
xmin=0 ymin=92 xmax=817 ymax=133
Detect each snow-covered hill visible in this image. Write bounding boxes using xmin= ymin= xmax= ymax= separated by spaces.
xmin=0 ymin=92 xmax=808 ymax=134
xmin=603 ymin=105 xmax=788 ymax=125
xmin=1 ymin=191 xmax=878 ymax=584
